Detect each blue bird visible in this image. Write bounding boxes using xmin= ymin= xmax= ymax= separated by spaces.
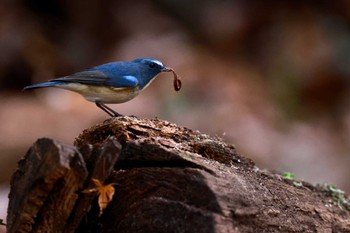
xmin=24 ymin=58 xmax=181 ymax=117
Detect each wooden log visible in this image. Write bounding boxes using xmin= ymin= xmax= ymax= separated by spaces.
xmin=7 ymin=116 xmax=350 ymax=232
xmin=64 ymin=137 xmax=121 ymax=233
xmin=7 ymin=138 xmax=88 ymax=233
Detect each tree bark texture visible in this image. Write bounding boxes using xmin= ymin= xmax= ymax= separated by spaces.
xmin=6 ymin=116 xmax=350 ymax=233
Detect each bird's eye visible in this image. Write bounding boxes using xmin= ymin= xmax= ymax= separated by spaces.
xmin=149 ymin=63 xmax=156 ymax=69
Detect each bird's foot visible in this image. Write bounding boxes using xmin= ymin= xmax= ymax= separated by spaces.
xmin=95 ymin=102 xmax=123 ymax=118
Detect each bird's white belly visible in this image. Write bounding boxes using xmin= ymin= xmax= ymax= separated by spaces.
xmin=59 ymin=83 xmax=140 ymax=103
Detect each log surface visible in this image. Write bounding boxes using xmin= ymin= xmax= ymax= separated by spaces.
xmin=7 ymin=116 xmax=350 ymax=233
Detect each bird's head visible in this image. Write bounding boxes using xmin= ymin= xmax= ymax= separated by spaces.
xmin=131 ymin=58 xmax=181 ymax=90
xmin=132 ymin=58 xmax=170 ymax=75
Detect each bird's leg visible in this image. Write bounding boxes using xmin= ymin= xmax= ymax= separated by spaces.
xmin=95 ymin=101 xmax=122 ymax=117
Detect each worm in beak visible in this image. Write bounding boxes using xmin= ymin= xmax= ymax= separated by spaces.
xmin=163 ymin=67 xmax=182 ymax=91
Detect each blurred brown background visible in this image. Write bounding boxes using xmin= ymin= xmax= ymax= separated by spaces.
xmin=1 ymin=0 xmax=350 ymax=225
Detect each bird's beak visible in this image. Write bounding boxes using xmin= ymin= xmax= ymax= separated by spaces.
xmin=162 ymin=67 xmax=173 ymax=72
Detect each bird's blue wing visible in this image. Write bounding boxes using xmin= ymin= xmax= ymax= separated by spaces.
xmin=50 ymin=64 xmax=139 ymax=87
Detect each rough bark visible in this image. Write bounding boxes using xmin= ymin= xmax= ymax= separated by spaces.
xmin=6 ymin=116 xmax=350 ymax=233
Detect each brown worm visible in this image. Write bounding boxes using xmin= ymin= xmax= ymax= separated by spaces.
xmin=165 ymin=67 xmax=182 ymax=91
xmin=174 ymin=78 xmax=182 ymax=91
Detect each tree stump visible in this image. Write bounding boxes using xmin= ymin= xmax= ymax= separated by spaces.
xmin=6 ymin=116 xmax=350 ymax=233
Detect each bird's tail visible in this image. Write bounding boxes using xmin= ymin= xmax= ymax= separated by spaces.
xmin=23 ymin=81 xmax=62 ymax=90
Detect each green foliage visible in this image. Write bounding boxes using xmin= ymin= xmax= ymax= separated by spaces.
xmin=281 ymin=172 xmax=295 ymax=180
xmin=320 ymin=184 xmax=350 ymax=211
xmin=281 ymin=172 xmax=303 ymax=187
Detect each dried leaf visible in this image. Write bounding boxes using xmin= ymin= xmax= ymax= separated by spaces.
xmin=82 ymin=178 xmax=116 ymax=216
